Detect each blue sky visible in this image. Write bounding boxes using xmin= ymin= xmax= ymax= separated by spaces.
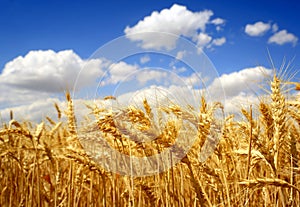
xmin=0 ymin=0 xmax=299 ymax=121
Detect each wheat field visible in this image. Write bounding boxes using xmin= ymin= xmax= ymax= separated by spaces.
xmin=1 ymin=73 xmax=299 ymax=206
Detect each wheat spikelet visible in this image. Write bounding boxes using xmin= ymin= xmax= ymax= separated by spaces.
xmin=127 ymin=106 xmax=151 ymax=131
xmin=54 ymin=102 xmax=62 ymax=119
xmin=104 ymin=95 xmax=116 ymax=100
xmin=46 ymin=116 xmax=56 ymax=125
xmin=168 ymin=104 xmax=182 ymax=117
xmin=198 ymin=114 xmax=211 ymax=144
xmin=0 ymin=127 xmax=32 ymax=140
xmin=241 ymin=108 xmax=256 ymax=127
xmin=270 ymin=74 xmax=287 ymax=173
xmin=34 ymin=122 xmax=45 ymax=144
xmin=65 ymin=91 xmax=77 ymax=136
xmin=259 ymin=102 xmax=274 ymax=140
xmin=9 ymin=119 xmax=22 ymax=129
xmin=154 ymin=120 xmax=180 ymax=150
xmin=143 ymin=99 xmax=153 ymax=119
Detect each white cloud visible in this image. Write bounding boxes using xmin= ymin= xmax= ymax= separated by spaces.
xmin=211 ymin=37 xmax=226 ymax=46
xmin=117 ymin=85 xmax=171 ymax=106
xmin=0 ymin=50 xmax=106 ymax=93
xmin=0 ymin=85 xmax=52 ymax=111
xmin=0 ymin=97 xmax=96 ymax=123
xmin=245 ymin=21 xmax=271 ymax=36
xmin=268 ymin=30 xmax=298 ymax=46
xmin=272 ymin=23 xmax=279 ymax=33
xmin=0 ymin=98 xmax=64 ymax=122
xmin=196 ymin=32 xmax=212 ymax=48
xmin=0 ymin=49 xmax=110 ymax=122
xmin=224 ymin=93 xmax=260 ymax=116
xmin=104 ymin=63 xmax=171 ymax=86
xmin=104 ymin=61 xmax=139 ymax=85
xmin=211 ymin=18 xmax=226 ymax=32
xmin=136 ymin=70 xmax=168 ymax=85
xmin=182 ymin=73 xmax=201 ymax=87
xmin=0 ymin=58 xmax=274 ymax=123
xmin=112 ymin=67 xmax=272 ymax=116
xmin=140 ymin=55 xmax=150 ymax=64
xmin=117 ymin=84 xmax=200 ymax=109
xmin=211 ymin=18 xmax=225 ymax=25
xmin=117 ymin=67 xmax=196 ymax=87
xmin=124 ymin=4 xmax=215 ymax=50
xmin=209 ymin=66 xmax=272 ymax=98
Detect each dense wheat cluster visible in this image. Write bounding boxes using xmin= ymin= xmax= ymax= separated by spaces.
xmin=1 ymin=73 xmax=300 ymax=206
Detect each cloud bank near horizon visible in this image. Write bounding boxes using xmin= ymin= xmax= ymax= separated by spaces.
xmin=0 ymin=49 xmax=272 ymax=122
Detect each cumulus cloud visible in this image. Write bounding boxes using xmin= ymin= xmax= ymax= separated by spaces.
xmin=136 ymin=70 xmax=168 ymax=85
xmin=103 ymin=61 xmax=139 ymax=85
xmin=211 ymin=18 xmax=225 ymax=31
xmin=0 ymin=97 xmax=95 ymax=123
xmin=210 ymin=37 xmax=226 ymax=47
xmin=245 ymin=21 xmax=271 ymax=36
xmin=117 ymin=84 xmax=200 ymax=109
xmin=196 ymin=33 xmax=212 ymax=48
xmin=0 ymin=98 xmax=64 ymax=122
xmin=124 ymin=4 xmax=225 ymax=50
xmin=106 ymin=64 xmax=199 ymax=88
xmin=224 ymin=93 xmax=260 ymax=116
xmin=0 ymin=84 xmax=50 ymax=110
xmin=209 ymin=66 xmax=272 ymax=98
xmin=211 ymin=18 xmax=225 ymax=25
xmin=103 ymin=62 xmax=176 ymax=86
xmin=117 ymin=85 xmax=172 ymax=106
xmin=244 ymin=21 xmax=298 ymax=46
xmin=0 ymin=50 xmax=106 ymax=93
xmin=181 ymin=73 xmax=202 ymax=87
xmin=0 ymin=49 xmax=114 ymax=122
xmin=0 ymin=49 xmax=111 ymax=122
xmin=268 ymin=30 xmax=298 ymax=46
